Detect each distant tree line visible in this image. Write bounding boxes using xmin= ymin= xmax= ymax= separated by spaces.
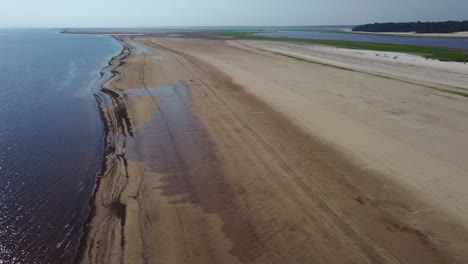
xmin=353 ymin=21 xmax=468 ymax=33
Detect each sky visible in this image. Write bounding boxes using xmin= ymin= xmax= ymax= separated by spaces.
xmin=0 ymin=0 xmax=467 ymax=28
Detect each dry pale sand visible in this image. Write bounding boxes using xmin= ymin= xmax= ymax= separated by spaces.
xmin=229 ymin=40 xmax=468 ymax=89
xmin=78 ymin=35 xmax=468 ymax=264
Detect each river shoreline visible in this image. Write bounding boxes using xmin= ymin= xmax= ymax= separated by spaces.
xmin=0 ymin=30 xmax=125 ymax=264
xmin=73 ymin=39 xmax=129 ymax=264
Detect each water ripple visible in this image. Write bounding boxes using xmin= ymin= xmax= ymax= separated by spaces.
xmin=0 ymin=29 xmax=122 ymax=263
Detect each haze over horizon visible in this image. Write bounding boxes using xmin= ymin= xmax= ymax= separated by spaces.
xmin=0 ymin=0 xmax=467 ymax=28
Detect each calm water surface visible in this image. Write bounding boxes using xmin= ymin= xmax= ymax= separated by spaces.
xmin=255 ymin=31 xmax=468 ymax=50
xmin=0 ymin=29 xmax=122 ymax=264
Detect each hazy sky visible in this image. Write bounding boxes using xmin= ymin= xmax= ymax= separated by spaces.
xmin=0 ymin=0 xmax=467 ymax=27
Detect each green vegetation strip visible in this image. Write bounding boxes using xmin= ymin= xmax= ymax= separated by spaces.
xmin=214 ymin=30 xmax=468 ymax=63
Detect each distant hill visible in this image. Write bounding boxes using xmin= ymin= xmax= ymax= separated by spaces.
xmin=353 ymin=21 xmax=468 ymax=33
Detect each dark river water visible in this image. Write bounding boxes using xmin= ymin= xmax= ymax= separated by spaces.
xmin=0 ymin=29 xmax=122 ymax=263
xmin=255 ymin=31 xmax=468 ymax=50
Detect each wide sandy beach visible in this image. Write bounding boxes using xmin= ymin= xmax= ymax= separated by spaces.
xmin=78 ymin=33 xmax=468 ymax=263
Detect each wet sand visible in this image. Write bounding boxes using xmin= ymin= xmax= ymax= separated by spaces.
xmin=78 ymin=34 xmax=468 ymax=263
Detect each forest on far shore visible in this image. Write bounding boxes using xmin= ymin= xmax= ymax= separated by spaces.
xmin=353 ymin=21 xmax=468 ymax=33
